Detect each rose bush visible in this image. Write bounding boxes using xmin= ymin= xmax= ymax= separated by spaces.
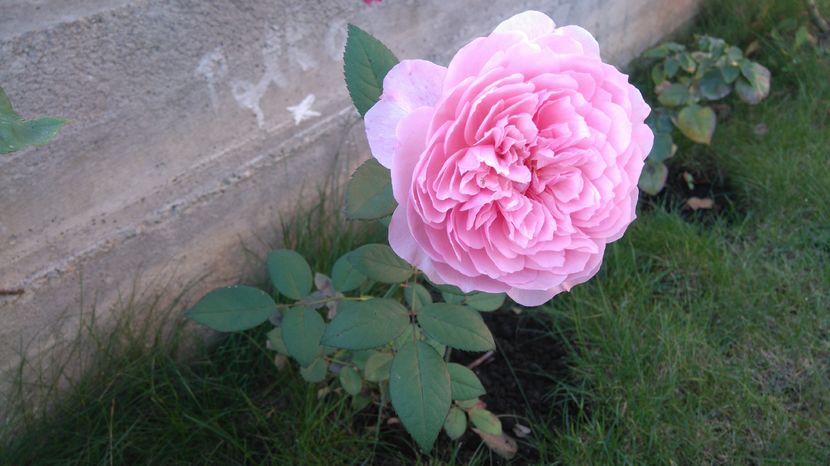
xmin=365 ymin=11 xmax=653 ymax=305
xmin=188 ymin=12 xmax=655 ymax=457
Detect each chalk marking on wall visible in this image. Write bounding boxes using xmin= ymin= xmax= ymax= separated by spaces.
xmin=324 ymin=19 xmax=348 ymax=61
xmin=287 ymin=94 xmax=322 ymax=125
xmin=195 ymin=48 xmax=228 ymax=112
xmin=230 ymin=30 xmax=288 ymax=128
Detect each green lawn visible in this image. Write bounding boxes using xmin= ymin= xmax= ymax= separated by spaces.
xmin=2 ymin=0 xmax=828 ymax=464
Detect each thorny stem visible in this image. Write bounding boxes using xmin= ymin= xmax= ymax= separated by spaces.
xmin=466 ymin=350 xmax=495 ymax=369
xmin=274 ymin=294 xmax=369 ymax=310
xmin=406 ymin=276 xmax=420 ymax=344
xmin=374 ymin=383 xmax=386 ymax=444
xmin=324 ymin=356 xmax=356 ymax=368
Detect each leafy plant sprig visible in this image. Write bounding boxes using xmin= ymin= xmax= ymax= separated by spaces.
xmin=638 ymin=35 xmax=771 ymax=194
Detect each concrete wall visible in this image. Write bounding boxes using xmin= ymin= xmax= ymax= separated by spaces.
xmin=0 ymin=0 xmax=699 ymax=383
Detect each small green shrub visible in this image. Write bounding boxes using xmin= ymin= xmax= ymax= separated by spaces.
xmin=638 ymin=36 xmax=771 ymax=194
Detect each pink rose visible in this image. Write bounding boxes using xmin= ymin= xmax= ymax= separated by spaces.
xmin=364 ymin=11 xmax=653 ymax=306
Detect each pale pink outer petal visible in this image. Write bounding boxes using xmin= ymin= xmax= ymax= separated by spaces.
xmin=443 ymin=35 xmax=524 ymax=91
xmin=555 ymin=25 xmax=601 ymax=57
xmin=492 ymin=10 xmax=556 ymax=40
xmin=389 ymin=207 xmax=435 ymax=277
xmin=391 ymin=107 xmax=433 ymax=204
xmin=364 ymin=59 xmax=447 ymax=168
xmin=387 ymin=107 xmax=439 ymax=279
xmin=364 ymin=102 xmax=406 ymax=168
xmin=507 ymin=287 xmax=558 ymax=307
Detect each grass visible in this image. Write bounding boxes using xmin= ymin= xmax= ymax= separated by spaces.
xmin=1 ymin=196 xmax=391 ymax=465
xmin=2 ymin=0 xmax=828 ymax=464
xmin=547 ymin=0 xmax=830 ymax=463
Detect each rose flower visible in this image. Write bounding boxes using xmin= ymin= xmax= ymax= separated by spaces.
xmin=364 ymin=10 xmax=654 ymax=306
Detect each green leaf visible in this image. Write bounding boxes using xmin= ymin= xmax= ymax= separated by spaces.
xmin=331 ymin=253 xmax=367 ymax=293
xmin=676 ymin=104 xmax=716 ymax=145
xmin=186 ymin=286 xmax=275 ymax=332
xmin=642 ymin=45 xmax=669 ymax=59
xmin=345 ymin=158 xmax=397 ymax=220
xmin=720 ymin=64 xmax=740 ymax=83
xmin=726 ymin=45 xmax=743 ymax=62
xmin=651 ymin=63 xmax=665 ymax=86
xmin=300 ymin=357 xmax=328 ymax=382
xmin=448 ymin=363 xmax=486 ymax=400
xmin=647 ymin=109 xmax=674 ymax=134
xmin=699 ymin=70 xmax=731 ymax=100
xmin=404 ymin=284 xmax=432 ymax=310
xmin=0 ymin=87 xmax=65 ymax=154
xmin=282 ymin=307 xmax=326 ymax=367
xmin=19 ymin=117 xmax=65 ymax=146
xmin=794 ymin=25 xmax=810 ymax=50
xmin=441 ymin=292 xmax=466 ymax=305
xmin=267 ymin=249 xmax=313 ymax=300
xmin=393 ymin=324 xmax=415 ymax=350
xmin=0 ymin=116 xmax=65 ymax=154
xmin=348 ymin=244 xmax=412 ymax=284
xmin=457 ymin=398 xmax=481 ymax=410
xmin=321 ymin=299 xmax=410 ymax=349
xmin=657 ymin=83 xmax=689 ymax=107
xmin=339 ymin=366 xmax=363 ymax=395
xmin=390 ymin=341 xmax=452 ymax=452
xmin=647 ymin=132 xmax=675 ymax=164
xmin=677 ymin=52 xmax=696 ymax=73
xmin=443 ymin=407 xmax=467 ymax=440
xmin=639 ymin=161 xmax=669 ymax=195
xmin=343 ymin=24 xmax=399 ymax=117
xmin=464 ymin=293 xmax=505 ymax=312
xmin=664 ymin=57 xmax=679 ymax=78
xmin=473 ymin=429 xmax=518 ymax=460
xmin=699 ymin=36 xmax=726 ymax=57
xmin=350 ymin=350 xmax=374 ymax=372
xmin=266 ymin=326 xmax=289 ymax=354
xmin=364 ymin=351 xmax=394 ymax=382
xmin=735 ymin=62 xmax=771 ymax=105
xmin=664 ymin=42 xmax=686 ymax=52
xmin=469 ymin=408 xmax=502 ymax=435
xmin=0 ymin=87 xmax=13 ymax=114
xmin=417 ymin=303 xmax=495 ymax=352
xmin=425 ymin=337 xmax=447 ymax=358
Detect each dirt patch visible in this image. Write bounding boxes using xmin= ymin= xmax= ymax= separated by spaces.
xmin=363 ymin=310 xmax=572 ymax=465
xmin=643 ymin=164 xmax=738 ymax=224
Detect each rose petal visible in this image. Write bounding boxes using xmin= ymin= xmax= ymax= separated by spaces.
xmin=507 ymin=287 xmax=558 ymax=306
xmin=493 ymin=10 xmax=556 ymax=41
xmin=391 ymin=107 xmax=433 ymax=204
xmin=556 ymin=25 xmax=600 ymax=57
xmin=389 ymin=206 xmax=435 ymax=276
xmin=365 ymin=60 xmax=446 ymax=168
xmin=364 ymin=101 xmax=407 ymax=168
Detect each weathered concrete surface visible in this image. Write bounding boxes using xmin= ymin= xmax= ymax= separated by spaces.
xmin=0 ymin=0 xmax=699 ymax=384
